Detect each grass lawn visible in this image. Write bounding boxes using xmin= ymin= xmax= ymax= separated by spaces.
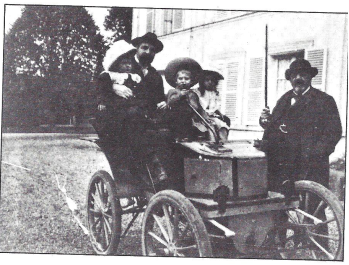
xmin=0 ymin=133 xmax=142 ymax=255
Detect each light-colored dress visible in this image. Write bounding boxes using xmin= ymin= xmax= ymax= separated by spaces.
xmin=193 ymin=88 xmax=230 ymax=130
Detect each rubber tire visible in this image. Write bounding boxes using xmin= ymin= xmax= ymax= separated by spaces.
xmin=87 ymin=170 xmax=121 ymax=255
xmin=141 ymin=190 xmax=212 ymax=257
xmin=294 ymin=180 xmax=344 ymax=260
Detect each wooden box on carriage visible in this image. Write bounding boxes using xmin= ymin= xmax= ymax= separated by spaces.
xmin=182 ymin=141 xmax=268 ymax=199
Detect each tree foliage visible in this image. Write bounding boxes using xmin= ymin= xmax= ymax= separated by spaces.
xmin=3 ymin=6 xmax=107 ymax=129
xmin=4 ymin=6 xmax=106 ymax=81
xmin=103 ymin=7 xmax=132 ymax=43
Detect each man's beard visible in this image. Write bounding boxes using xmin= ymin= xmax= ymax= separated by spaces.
xmin=177 ymin=83 xmax=191 ymax=90
xmin=292 ymin=79 xmax=307 ymax=94
xmin=139 ymin=54 xmax=154 ymax=65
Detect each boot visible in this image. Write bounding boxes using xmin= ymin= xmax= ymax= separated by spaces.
xmin=149 ymin=154 xmax=168 ymax=185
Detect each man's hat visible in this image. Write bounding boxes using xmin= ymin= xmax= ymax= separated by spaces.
xmin=164 ymin=57 xmax=203 ymax=88
xmin=285 ymin=59 xmax=318 ymax=80
xmin=131 ymin=32 xmax=164 ymax=53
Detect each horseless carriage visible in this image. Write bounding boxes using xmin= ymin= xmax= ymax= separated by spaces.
xmin=86 ymin=111 xmax=344 ymax=260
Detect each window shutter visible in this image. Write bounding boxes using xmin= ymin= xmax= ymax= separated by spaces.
xmin=246 ymin=57 xmax=264 ymax=125
xmin=146 ymin=10 xmax=154 ymax=33
xmin=173 ymin=10 xmax=184 ymax=31
xmin=305 ymin=48 xmax=327 ymax=91
xmin=163 ymin=9 xmax=173 ymax=35
xmin=224 ymin=62 xmax=239 ymax=123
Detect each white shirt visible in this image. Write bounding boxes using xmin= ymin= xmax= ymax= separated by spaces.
xmin=193 ymin=88 xmax=220 ymax=115
xmin=291 ymin=86 xmax=310 ymax=105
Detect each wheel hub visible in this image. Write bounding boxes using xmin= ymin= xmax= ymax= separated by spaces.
xmin=167 ymin=242 xmax=176 ymax=254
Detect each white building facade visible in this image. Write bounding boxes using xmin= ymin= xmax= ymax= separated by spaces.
xmin=132 ymin=9 xmax=347 ymax=133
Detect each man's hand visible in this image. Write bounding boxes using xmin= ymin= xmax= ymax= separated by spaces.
xmin=157 ymin=101 xmax=167 ymax=109
xmin=112 ymin=84 xmax=134 ymax=99
xmin=260 ymin=107 xmax=271 ymax=128
xmin=98 ymin=104 xmax=106 ymax=111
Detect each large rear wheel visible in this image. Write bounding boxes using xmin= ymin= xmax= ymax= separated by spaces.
xmin=281 ymin=180 xmax=344 ymax=260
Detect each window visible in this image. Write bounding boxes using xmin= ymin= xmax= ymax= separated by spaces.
xmin=146 ymin=9 xmax=154 ymax=33
xmin=172 ymin=10 xmax=184 ymax=31
xmin=275 ymin=51 xmax=304 ymax=99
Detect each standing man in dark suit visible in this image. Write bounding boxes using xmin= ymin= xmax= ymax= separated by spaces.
xmin=259 ymin=59 xmax=342 ymax=194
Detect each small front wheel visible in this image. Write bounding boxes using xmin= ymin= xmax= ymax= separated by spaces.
xmin=87 ymin=170 xmax=121 ymax=255
xmin=142 ymin=190 xmax=212 ymax=257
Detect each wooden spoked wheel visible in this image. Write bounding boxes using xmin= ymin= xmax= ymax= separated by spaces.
xmin=87 ymin=170 xmax=121 ymax=255
xmin=281 ymin=180 xmax=344 ymax=260
xmin=142 ymin=190 xmax=212 ymax=257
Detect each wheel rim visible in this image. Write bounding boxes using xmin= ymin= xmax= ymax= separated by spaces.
xmin=88 ymin=177 xmax=116 ymax=252
xmin=283 ymin=188 xmax=343 ymax=260
xmin=144 ymin=201 xmax=201 ymax=257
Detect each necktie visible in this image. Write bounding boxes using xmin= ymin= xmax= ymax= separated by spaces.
xmin=291 ymin=94 xmax=301 ymax=105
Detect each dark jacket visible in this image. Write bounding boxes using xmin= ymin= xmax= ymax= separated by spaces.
xmin=97 ymin=49 xmax=165 ymax=113
xmin=95 ymin=49 xmax=165 ymax=141
xmin=262 ymin=87 xmax=342 ymax=189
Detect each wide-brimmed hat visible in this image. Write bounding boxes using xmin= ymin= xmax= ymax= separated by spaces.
xmin=164 ymin=57 xmax=203 ymax=88
xmin=131 ymin=32 xmax=164 ymax=53
xmin=103 ymin=40 xmax=134 ymax=71
xmin=200 ymin=70 xmax=224 ymax=81
xmin=285 ymin=59 xmax=318 ymax=80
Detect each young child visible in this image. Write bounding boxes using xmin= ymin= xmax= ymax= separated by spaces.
xmin=193 ymin=70 xmax=230 ymax=141
xmin=165 ymin=58 xmax=217 ymax=141
xmin=97 ymin=53 xmax=142 ymax=117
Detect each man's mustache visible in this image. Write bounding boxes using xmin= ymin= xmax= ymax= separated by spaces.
xmin=294 ymin=79 xmax=305 ymax=86
xmin=139 ymin=54 xmax=154 ymax=61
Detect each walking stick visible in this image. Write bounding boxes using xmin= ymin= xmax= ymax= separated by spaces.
xmin=265 ymin=24 xmax=268 ymax=108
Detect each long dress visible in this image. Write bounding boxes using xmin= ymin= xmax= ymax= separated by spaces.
xmin=192 ymin=88 xmax=230 ymax=130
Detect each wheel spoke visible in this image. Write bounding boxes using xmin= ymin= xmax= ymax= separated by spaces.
xmin=163 ymin=205 xmax=173 ymax=242
xmin=100 ymin=182 xmax=108 ymax=206
xmin=308 ymin=235 xmax=334 ymax=260
xmin=176 ymin=244 xmax=197 ymax=250
xmin=153 ymin=214 xmax=170 ymax=243
xmin=89 ymin=208 xmax=102 ymax=214
xmin=173 ymin=208 xmax=179 ymax=242
xmin=92 ymin=216 xmax=102 ymax=229
xmin=295 ymin=209 xmax=323 ymax=225
xmin=175 ymin=251 xmax=185 ymax=257
xmin=148 ymin=231 xmax=168 ymax=247
xmin=103 ymin=220 xmax=110 ymax=246
xmin=178 ymin=222 xmax=190 ymax=240
xmin=91 ymin=193 xmax=102 ymax=209
xmin=308 ymin=231 xmax=339 ymax=241
xmin=316 ymin=218 xmax=335 ymax=226
xmin=304 ymin=192 xmax=310 ymax=213
xmin=95 ymin=183 xmax=104 ymax=208
xmin=103 ymin=216 xmax=112 ymax=234
xmin=286 ymin=210 xmax=299 ymax=224
xmin=313 ymin=200 xmax=325 ymax=217
xmin=102 ymin=212 xmax=112 ymax=219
